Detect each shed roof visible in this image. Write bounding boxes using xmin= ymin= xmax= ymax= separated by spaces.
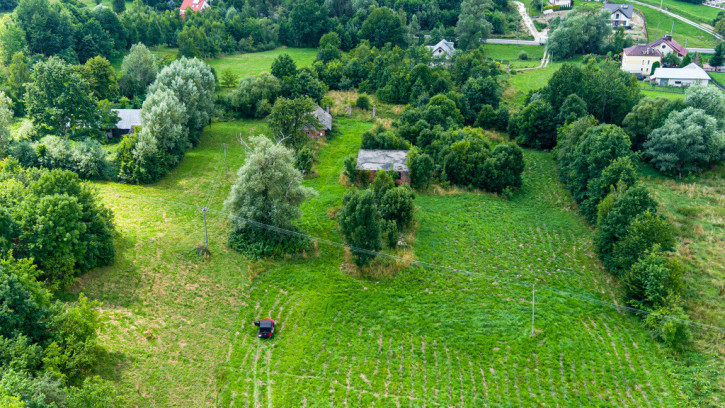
xmin=356 ymin=149 xmax=409 ymax=172
xmin=312 ymin=106 xmax=332 ymax=130
xmin=112 ymin=109 xmax=142 ymax=130
xmin=651 ymin=63 xmax=710 ymax=80
xmin=603 ymin=2 xmax=633 ymax=18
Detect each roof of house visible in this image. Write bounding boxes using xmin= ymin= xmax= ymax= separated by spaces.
xmin=647 ymin=35 xmax=688 ymax=57
xmin=426 ymin=39 xmax=456 ymax=55
xmin=603 ymin=2 xmax=633 ymax=18
xmin=180 ymin=0 xmax=208 ymax=13
xmin=651 ymin=63 xmax=710 ymax=80
xmin=356 ymin=149 xmax=409 ymax=172
xmin=623 ymin=44 xmax=662 ymax=57
xmin=112 ymin=109 xmax=142 ymax=130
xmin=312 ymin=106 xmax=332 ymax=130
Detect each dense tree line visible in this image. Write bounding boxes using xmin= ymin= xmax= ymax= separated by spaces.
xmin=547 ymin=5 xmax=634 ymax=60
xmin=0 ymin=159 xmax=118 ymax=407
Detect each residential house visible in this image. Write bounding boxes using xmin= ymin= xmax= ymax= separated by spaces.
xmin=180 ymin=0 xmax=209 ymax=17
xmin=621 ymin=44 xmax=662 ymax=75
xmin=108 ymin=109 xmax=142 ymax=138
xmin=426 ymin=39 xmax=456 ymax=59
xmin=304 ymin=106 xmax=332 ymax=138
xmin=620 ymin=35 xmax=689 ymax=75
xmin=356 ymin=149 xmax=410 ymax=184
xmin=603 ymin=2 xmax=633 ymax=28
xmin=647 ymin=34 xmax=688 ymax=58
xmin=650 ymin=63 xmax=711 ymax=87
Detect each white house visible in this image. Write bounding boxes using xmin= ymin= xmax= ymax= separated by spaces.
xmin=647 ymin=35 xmax=689 ymax=58
xmin=650 ymin=63 xmax=711 ymax=87
xmin=621 ymin=44 xmax=662 ymax=75
xmin=426 ymin=39 xmax=456 ymax=59
xmin=603 ymin=3 xmax=633 ymax=28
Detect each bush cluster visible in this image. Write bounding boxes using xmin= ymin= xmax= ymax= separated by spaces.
xmin=115 ymin=58 xmax=215 ymax=184
xmin=556 ymin=117 xmax=691 ymax=350
xmin=337 ymin=172 xmax=415 ymax=267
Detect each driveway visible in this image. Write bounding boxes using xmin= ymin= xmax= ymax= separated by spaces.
xmin=513 ymin=1 xmax=543 ymax=43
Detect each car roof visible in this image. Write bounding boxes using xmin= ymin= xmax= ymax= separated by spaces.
xmin=260 ymin=320 xmax=273 ymax=328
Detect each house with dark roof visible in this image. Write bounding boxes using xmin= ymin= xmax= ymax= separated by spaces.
xmin=107 ymin=109 xmax=142 ymax=138
xmin=621 ymin=44 xmax=662 ymax=74
xmin=304 ymin=106 xmax=332 ymax=139
xmin=603 ymin=2 xmax=633 ymax=28
xmin=356 ymin=149 xmax=410 ymax=184
xmin=621 ymin=35 xmax=689 ymax=75
xmin=426 ymin=39 xmax=456 ymax=59
xmin=180 ymin=0 xmax=209 ymax=17
xmin=647 ymin=35 xmax=688 ymax=58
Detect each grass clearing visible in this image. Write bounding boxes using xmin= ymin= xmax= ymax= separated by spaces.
xmin=206 ymin=48 xmax=317 ymax=79
xmin=67 ymin=103 xmax=722 ymax=405
xmin=638 ymin=6 xmax=719 ymax=48
xmin=633 ymin=0 xmax=721 ymax=26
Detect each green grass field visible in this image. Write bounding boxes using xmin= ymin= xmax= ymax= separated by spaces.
xmin=206 ymin=48 xmax=317 ymax=79
xmin=634 ymin=0 xmax=721 ymax=26
xmin=109 ymin=47 xmax=317 ymax=79
xmin=68 ymin=110 xmax=709 ymax=406
xmin=709 ymin=71 xmax=725 ymax=86
xmin=638 ymin=6 xmax=720 ymax=48
xmin=484 ymin=44 xmax=546 ymax=69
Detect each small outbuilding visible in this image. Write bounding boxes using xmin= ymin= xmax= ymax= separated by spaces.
xmin=650 ymin=63 xmax=711 ymax=87
xmin=304 ymin=106 xmax=332 ymax=138
xmin=356 ymin=149 xmax=410 ymax=184
xmin=108 ymin=109 xmax=142 ymax=138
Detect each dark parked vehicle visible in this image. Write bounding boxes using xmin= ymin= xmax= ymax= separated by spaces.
xmin=254 ymin=319 xmax=275 ymax=339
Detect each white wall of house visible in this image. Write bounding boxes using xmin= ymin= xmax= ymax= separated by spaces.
xmin=610 ymin=12 xmax=631 ymax=27
xmin=621 ymin=54 xmax=661 ymax=74
xmin=655 ymin=78 xmax=710 ymax=87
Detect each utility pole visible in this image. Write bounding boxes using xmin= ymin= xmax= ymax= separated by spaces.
xmin=671 ymin=21 xmax=674 ymax=36
xmin=223 ymin=143 xmax=227 ymax=177
xmin=531 ymin=283 xmax=536 ymax=336
xmin=202 ymin=207 xmax=209 ymax=249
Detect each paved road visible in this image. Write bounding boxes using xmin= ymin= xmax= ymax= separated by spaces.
xmin=629 ymin=0 xmax=724 ymax=41
xmin=690 ymin=47 xmax=717 ymax=53
xmin=513 ymin=1 xmax=543 ymax=43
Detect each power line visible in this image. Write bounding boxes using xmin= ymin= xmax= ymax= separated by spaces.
xmin=104 ymin=191 xmax=725 ymax=334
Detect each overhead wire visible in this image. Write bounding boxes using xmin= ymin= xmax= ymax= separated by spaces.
xmin=105 ymin=190 xmax=725 ymax=334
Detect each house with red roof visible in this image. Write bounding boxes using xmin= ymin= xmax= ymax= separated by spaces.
xmin=621 ymin=35 xmax=688 ymax=75
xmin=180 ymin=0 xmax=209 ymax=17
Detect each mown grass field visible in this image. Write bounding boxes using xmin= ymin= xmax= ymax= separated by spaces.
xmin=68 ymin=111 xmax=706 ymax=406
xmin=638 ymin=6 xmax=720 ymax=48
xmin=217 ymin=119 xmax=692 ymax=407
xmin=206 ymin=48 xmax=317 ymax=80
xmin=484 ymin=44 xmax=546 ymax=69
xmin=640 ymin=165 xmax=725 ymax=398
xmin=634 ymin=0 xmax=721 ymax=26
xmin=109 ymin=47 xmax=317 ymax=79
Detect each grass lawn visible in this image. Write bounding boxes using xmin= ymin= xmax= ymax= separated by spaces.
xmin=639 ymin=164 xmax=725 ymax=400
xmin=66 ymin=97 xmax=725 ymax=405
xmin=215 ymin=119 xmax=692 ymax=406
xmin=206 ymin=47 xmax=317 ymax=79
xmin=484 ymin=44 xmax=546 ymax=60
xmin=109 ymin=47 xmax=317 ymax=80
xmin=505 ymin=57 xmax=584 ymax=104
xmin=109 ymin=46 xmax=178 ymax=73
xmin=633 ymin=0 xmax=721 ymax=26
xmin=709 ymin=71 xmax=725 ymax=86
xmin=638 ymin=6 xmax=720 ymax=48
